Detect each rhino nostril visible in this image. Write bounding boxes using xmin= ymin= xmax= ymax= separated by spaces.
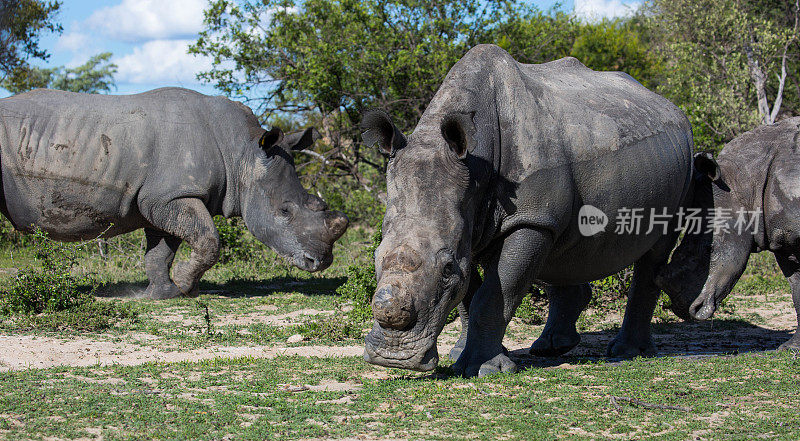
xmin=303 ymin=253 xmax=319 ymax=270
xmin=689 ymin=301 xmax=702 ymax=318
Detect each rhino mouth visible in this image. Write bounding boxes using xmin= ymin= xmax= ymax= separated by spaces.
xmin=292 ymin=251 xmax=333 ymax=272
xmin=689 ymin=292 xmax=717 ymax=320
xmin=363 ymin=323 xmax=439 ymax=371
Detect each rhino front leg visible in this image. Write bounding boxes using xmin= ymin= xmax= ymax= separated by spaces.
xmin=143 ymin=228 xmax=182 ymax=299
xmin=449 ymin=265 xmax=482 ymax=361
xmin=453 ymin=228 xmax=553 ymax=377
xmin=530 ymin=284 xmax=592 ymax=356
xmin=143 ymin=197 xmax=220 ymax=298
xmin=775 ymin=254 xmax=800 ymax=350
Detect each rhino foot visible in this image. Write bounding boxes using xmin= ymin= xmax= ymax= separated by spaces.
xmin=778 ymin=336 xmax=800 ymax=351
xmin=449 ymin=337 xmax=467 ymax=361
xmin=145 ymin=282 xmax=181 ymax=300
xmin=172 ymin=262 xmax=201 ymax=298
xmin=607 ymin=334 xmax=657 ymax=359
xmin=453 ymin=348 xmax=517 ymax=378
xmin=529 ymin=330 xmax=580 ymax=357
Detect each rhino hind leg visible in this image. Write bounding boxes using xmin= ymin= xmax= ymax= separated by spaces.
xmin=530 ymin=283 xmax=591 ymax=357
xmin=143 ymin=197 xmax=220 ymax=298
xmin=143 ymin=228 xmax=182 ymax=299
xmin=607 ymin=230 xmax=680 ymax=359
xmin=775 ymin=254 xmax=800 ymax=350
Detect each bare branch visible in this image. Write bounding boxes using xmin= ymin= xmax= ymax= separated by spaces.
xmin=745 ymin=44 xmax=772 ymax=124
xmin=298 ymin=149 xmax=331 ymax=165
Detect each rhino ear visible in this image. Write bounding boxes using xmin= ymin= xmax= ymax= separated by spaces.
xmin=361 ymin=110 xmax=406 ymax=156
xmin=694 ymin=152 xmax=721 ymax=181
xmin=441 ymin=112 xmax=475 ymax=160
xmin=259 ymin=127 xmax=284 ymax=151
xmin=282 ymin=127 xmax=321 ymax=151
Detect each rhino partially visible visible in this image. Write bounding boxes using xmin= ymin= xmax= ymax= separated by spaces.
xmin=657 ymin=117 xmax=800 ymax=350
xmin=0 ymin=87 xmax=348 ymax=299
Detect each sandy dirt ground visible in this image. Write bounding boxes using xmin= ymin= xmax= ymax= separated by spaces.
xmin=0 ymin=290 xmax=795 ymax=372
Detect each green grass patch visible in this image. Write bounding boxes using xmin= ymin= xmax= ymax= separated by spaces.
xmin=1 ymin=352 xmax=800 ymax=440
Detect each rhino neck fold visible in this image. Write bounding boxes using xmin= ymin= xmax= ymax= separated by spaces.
xmin=218 ymin=138 xmax=252 ymax=219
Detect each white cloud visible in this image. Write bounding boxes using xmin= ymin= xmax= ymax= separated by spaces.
xmin=56 ymin=32 xmax=91 ymax=52
xmin=574 ymin=0 xmax=642 ymax=20
xmin=87 ymin=0 xmax=207 ymax=42
xmin=115 ymin=39 xmax=212 ymax=85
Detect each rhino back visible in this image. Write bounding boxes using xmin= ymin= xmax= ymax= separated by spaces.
xmin=0 ymin=88 xmax=254 ymax=239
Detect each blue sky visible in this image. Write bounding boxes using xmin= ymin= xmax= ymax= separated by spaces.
xmin=2 ymin=0 xmax=642 ymax=98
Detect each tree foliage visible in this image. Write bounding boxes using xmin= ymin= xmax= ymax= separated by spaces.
xmin=491 ymin=10 xmax=660 ymax=88
xmin=191 ymin=0 xmax=519 ymax=201
xmin=646 ymin=0 xmax=800 ymax=152
xmin=569 ymin=17 xmax=661 ymax=89
xmin=0 ymin=0 xmax=62 ymax=80
xmin=192 ymin=1 xmax=659 ymax=224
xmin=2 ymin=52 xmax=118 ymax=94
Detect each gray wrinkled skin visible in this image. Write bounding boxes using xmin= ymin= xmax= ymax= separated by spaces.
xmin=360 ymin=44 xmax=693 ymax=377
xmin=657 ymin=117 xmax=800 ymax=350
xmin=0 ymin=87 xmax=348 ymax=299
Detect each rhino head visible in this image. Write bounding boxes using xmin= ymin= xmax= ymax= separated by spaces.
xmin=656 ymin=153 xmax=752 ymax=320
xmin=240 ymin=127 xmax=349 ymax=272
xmin=360 ymin=110 xmax=488 ymax=371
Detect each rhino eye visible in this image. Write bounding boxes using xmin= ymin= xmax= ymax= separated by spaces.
xmin=436 ymin=248 xmax=458 ymax=280
xmin=442 ymin=260 xmax=455 ymax=278
xmin=279 ymin=202 xmax=294 ymax=217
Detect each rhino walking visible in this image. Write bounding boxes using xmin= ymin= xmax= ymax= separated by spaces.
xmin=657 ymin=117 xmax=800 ymax=350
xmin=360 ymin=44 xmax=693 ymax=377
xmin=0 ymin=87 xmax=348 ymax=299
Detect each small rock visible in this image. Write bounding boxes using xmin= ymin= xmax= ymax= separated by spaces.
xmin=287 ymin=334 xmax=305 ymax=344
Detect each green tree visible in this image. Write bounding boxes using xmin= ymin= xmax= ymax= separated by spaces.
xmin=192 ymin=0 xmax=664 ymax=225
xmin=490 ymin=7 xmax=578 ymax=65
xmin=0 ymin=0 xmax=62 ymax=80
xmin=2 ymin=52 xmax=118 ymax=94
xmin=569 ymin=17 xmax=662 ymax=89
xmin=191 ymin=0 xmax=524 ymax=223
xmin=491 ymin=9 xmax=661 ymax=88
xmin=646 ymin=0 xmax=799 ymax=152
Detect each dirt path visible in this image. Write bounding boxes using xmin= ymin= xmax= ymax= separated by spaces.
xmin=0 ymin=321 xmax=531 ymax=372
xmin=0 ymin=336 xmax=365 ymax=371
xmin=0 ymin=291 xmax=795 ymax=372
